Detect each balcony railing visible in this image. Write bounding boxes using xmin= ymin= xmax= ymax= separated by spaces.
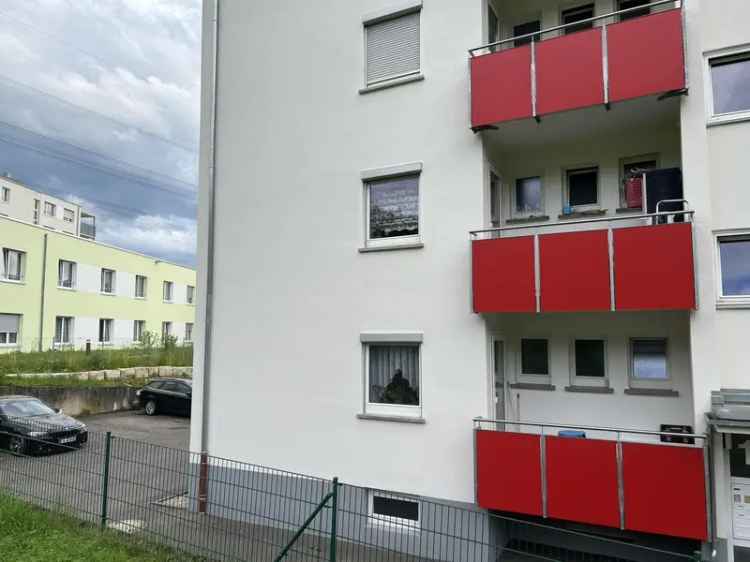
xmin=470 ymin=209 xmax=696 ymax=314
xmin=474 ymin=418 xmax=710 ymax=541
xmin=469 ymin=0 xmax=685 ymax=128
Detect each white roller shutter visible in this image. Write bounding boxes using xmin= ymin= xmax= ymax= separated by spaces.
xmin=366 ymin=11 xmax=420 ymax=85
xmin=0 ymin=314 xmax=20 ymax=332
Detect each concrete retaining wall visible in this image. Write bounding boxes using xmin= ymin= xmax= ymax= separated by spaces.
xmin=0 ymin=385 xmax=139 ymax=417
xmin=10 ymin=366 xmax=193 ymax=380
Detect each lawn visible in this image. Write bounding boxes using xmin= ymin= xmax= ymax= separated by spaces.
xmin=0 ymin=493 xmax=201 ymax=562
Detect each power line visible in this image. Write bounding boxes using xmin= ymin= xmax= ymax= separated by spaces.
xmin=0 ymin=74 xmax=198 ymax=153
xmin=0 ymin=119 xmax=196 ymax=189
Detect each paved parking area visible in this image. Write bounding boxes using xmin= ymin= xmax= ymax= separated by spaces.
xmin=79 ymin=410 xmax=190 ymax=448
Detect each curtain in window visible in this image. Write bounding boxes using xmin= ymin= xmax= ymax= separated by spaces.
xmin=4 ymin=250 xmax=21 ymax=280
xmin=368 ymin=345 xmax=419 ymax=405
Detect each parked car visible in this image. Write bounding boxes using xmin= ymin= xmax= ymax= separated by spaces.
xmin=136 ymin=378 xmax=192 ymax=417
xmin=0 ymin=395 xmax=88 ymax=455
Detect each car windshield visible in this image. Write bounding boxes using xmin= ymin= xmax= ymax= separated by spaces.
xmin=0 ymin=399 xmax=55 ymax=418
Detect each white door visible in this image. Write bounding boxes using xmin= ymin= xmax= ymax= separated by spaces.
xmin=493 ymin=339 xmax=505 ymax=420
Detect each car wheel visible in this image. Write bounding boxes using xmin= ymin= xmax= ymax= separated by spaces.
xmin=144 ymin=400 xmax=158 ymax=416
xmin=8 ymin=436 xmax=26 ymax=456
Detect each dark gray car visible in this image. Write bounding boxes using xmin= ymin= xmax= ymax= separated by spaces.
xmin=136 ymin=378 xmax=192 ymax=417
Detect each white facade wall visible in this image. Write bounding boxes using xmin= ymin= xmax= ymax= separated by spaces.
xmin=0 ymin=177 xmax=83 ymax=236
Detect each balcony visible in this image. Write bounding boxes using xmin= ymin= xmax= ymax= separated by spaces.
xmin=471 ymin=210 xmax=695 ymax=314
xmin=474 ymin=419 xmax=709 ymax=541
xmin=469 ymin=1 xmax=685 ymax=129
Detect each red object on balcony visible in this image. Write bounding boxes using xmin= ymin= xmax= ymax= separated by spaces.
xmin=613 ymin=223 xmax=695 ymax=311
xmin=535 ymin=28 xmax=604 ymax=116
xmin=545 ymin=437 xmax=620 ymax=528
xmin=472 ymin=236 xmax=536 ymax=313
xmin=607 ymin=9 xmax=686 ymax=104
xmin=539 ymin=230 xmax=611 ymax=312
xmin=624 ymin=176 xmax=644 ymax=209
xmin=622 ymin=442 xmax=708 ymax=540
xmin=475 ymin=430 xmax=542 ymax=516
xmin=470 ymin=46 xmax=532 ymax=128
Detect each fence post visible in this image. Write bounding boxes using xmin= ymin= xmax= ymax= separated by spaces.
xmin=329 ymin=477 xmax=339 ymax=562
xmin=198 ymin=451 xmax=209 ymax=514
xmin=100 ymin=432 xmax=112 ymax=529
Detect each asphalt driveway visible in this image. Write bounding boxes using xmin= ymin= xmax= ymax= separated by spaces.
xmin=79 ymin=410 xmax=190 ymax=449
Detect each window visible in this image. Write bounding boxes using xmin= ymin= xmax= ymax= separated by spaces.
xmin=369 ymin=491 xmax=420 ymax=529
xmin=0 ymin=314 xmax=20 ymax=346
xmin=54 ymin=316 xmax=74 ymax=345
xmin=620 ymin=156 xmax=657 ymax=209
xmin=709 ymin=51 xmax=750 ymax=120
xmin=185 ymin=322 xmax=193 ymax=343
xmin=490 ymin=172 xmax=501 ymax=227
xmin=520 ymin=339 xmax=549 ymax=376
xmin=513 ymin=20 xmax=541 ymax=47
xmin=162 ymin=321 xmax=173 ymax=341
xmin=514 ymin=177 xmax=543 ymax=216
xmin=2 ymin=248 xmax=25 ymax=282
xmin=98 ymin=319 xmax=113 ymax=344
xmin=135 ymin=275 xmax=147 ymax=298
xmin=717 ymin=234 xmax=750 ymax=305
xmin=363 ymin=338 xmax=421 ymax=418
xmin=63 ymin=208 xmax=75 ymax=223
xmin=44 ymin=201 xmax=56 ymax=217
xmin=618 ymin=0 xmax=650 ymax=21
xmin=566 ymin=167 xmax=599 ymax=209
xmin=364 ymin=8 xmax=420 ymax=87
xmin=133 ymin=320 xmax=146 ymax=343
xmin=562 ymin=4 xmax=594 ymax=34
xmin=33 ymin=199 xmax=40 ymax=224
xmin=572 ymin=339 xmax=607 ymax=386
xmin=187 ymin=285 xmax=195 ymax=304
xmin=163 ymin=281 xmax=174 ymax=302
xmin=488 ymin=3 xmax=499 ymax=45
xmin=630 ymin=339 xmax=669 ymax=387
xmin=365 ymin=174 xmax=420 ymax=247
xmin=1 ymin=187 xmax=9 ymax=203
xmin=58 ymin=260 xmax=76 ymax=289
xmin=101 ymin=269 xmax=115 ymax=294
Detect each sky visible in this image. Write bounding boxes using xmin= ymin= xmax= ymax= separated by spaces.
xmin=0 ymin=0 xmax=201 ymax=266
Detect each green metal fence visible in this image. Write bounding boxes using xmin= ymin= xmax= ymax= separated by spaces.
xmin=0 ymin=418 xmax=704 ymax=562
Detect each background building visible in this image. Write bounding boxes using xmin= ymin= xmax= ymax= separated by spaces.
xmin=0 ymin=185 xmax=195 ymax=351
xmin=194 ymin=1 xmax=750 ymax=560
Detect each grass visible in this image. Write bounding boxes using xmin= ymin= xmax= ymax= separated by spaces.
xmin=0 ymin=374 xmax=153 ymax=388
xmin=0 ymin=493 xmax=202 ymax=561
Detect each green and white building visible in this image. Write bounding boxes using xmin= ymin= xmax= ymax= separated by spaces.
xmin=0 ymin=184 xmax=196 ymax=352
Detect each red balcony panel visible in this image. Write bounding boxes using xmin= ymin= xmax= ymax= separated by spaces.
xmin=622 ymin=443 xmax=708 ymax=541
xmin=470 ymin=47 xmax=533 ymax=128
xmin=539 ymin=230 xmax=611 ymax=312
xmin=607 ymin=9 xmax=686 ymax=103
xmin=545 ymin=437 xmax=620 ymax=528
xmin=475 ymin=430 xmax=543 ymax=516
xmin=536 ymin=28 xmax=604 ymax=116
xmin=613 ymin=223 xmax=695 ymax=311
xmin=472 ymin=237 xmax=536 ymax=313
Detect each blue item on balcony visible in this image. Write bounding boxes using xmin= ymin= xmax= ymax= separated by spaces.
xmin=558 ymin=430 xmax=586 ymax=438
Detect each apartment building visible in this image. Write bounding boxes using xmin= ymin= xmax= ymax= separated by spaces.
xmin=0 ymin=175 xmax=96 ymax=239
xmin=194 ymin=1 xmax=750 ymax=560
xmin=0 ymin=214 xmax=196 ymax=351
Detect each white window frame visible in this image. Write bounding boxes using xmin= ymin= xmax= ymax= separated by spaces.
xmin=58 ymin=260 xmax=77 ymax=289
xmin=0 ymin=331 xmax=18 ymax=347
xmin=628 ymin=337 xmax=671 ymax=390
xmin=362 ymin=164 xmax=422 ymax=250
xmin=511 ymin=175 xmax=545 ymax=219
xmin=362 ymin=2 xmax=423 ymax=90
xmin=162 ymin=321 xmax=173 ymax=340
xmin=100 ymin=268 xmax=116 ymax=294
xmin=33 ymin=199 xmax=40 ymax=224
xmin=564 ymin=165 xmax=600 ymax=212
xmin=163 ymin=281 xmax=174 ymax=302
xmin=2 ymin=248 xmax=25 ymax=282
xmin=368 ymin=490 xmax=421 ymax=530
xmin=98 ymin=318 xmax=113 ymax=344
xmin=518 ymin=337 xmax=551 ymax=385
xmin=63 ymin=208 xmax=75 ymax=223
xmin=187 ymin=285 xmax=195 ymax=305
xmin=133 ymin=320 xmax=146 ymax=343
xmin=1 ymin=186 xmax=9 ymax=203
xmin=185 ymin=322 xmax=194 ymax=343
xmin=489 ymin=169 xmax=502 ymax=227
xmin=569 ymin=338 xmax=609 ymax=388
xmin=715 ymin=230 xmax=750 ymax=308
xmin=54 ymin=316 xmax=74 ymax=346
xmin=135 ymin=275 xmax=147 ymax=299
xmin=44 ymin=201 xmax=56 ymax=217
xmin=361 ymin=333 xmax=423 ymax=419
xmin=705 ymin=44 xmax=750 ymax=127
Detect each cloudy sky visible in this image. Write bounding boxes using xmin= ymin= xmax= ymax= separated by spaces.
xmin=0 ymin=0 xmax=201 ymax=266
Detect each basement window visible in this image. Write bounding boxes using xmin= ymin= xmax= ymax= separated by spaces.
xmin=369 ymin=491 xmax=420 ymax=529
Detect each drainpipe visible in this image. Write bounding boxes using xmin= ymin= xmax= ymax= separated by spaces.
xmin=38 ymin=233 xmax=48 ymax=352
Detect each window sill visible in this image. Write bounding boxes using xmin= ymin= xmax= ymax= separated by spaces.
xmin=564 ymin=386 xmax=614 ymax=394
xmin=707 ymin=113 xmax=750 ymax=128
xmin=57 ymin=286 xmax=77 ymax=291
xmin=99 ymin=292 xmax=116 ymax=297
xmin=615 ymin=207 xmax=643 ymax=214
xmin=134 ymin=296 xmax=146 ymax=300
xmin=359 ymin=243 xmax=424 ymax=254
xmin=0 ymin=278 xmax=25 ymax=285
xmin=506 ymin=215 xmax=550 ymax=225
xmin=509 ymin=382 xmax=556 ymax=391
xmin=163 ymin=300 xmax=174 ymax=304
xmin=357 ymin=413 xmax=425 ymax=424
xmin=558 ymin=209 xmax=607 ymax=220
xmin=0 ymin=344 xmax=19 ymax=348
xmin=624 ymin=388 xmax=679 ymax=397
xmin=359 ymin=72 xmax=424 ymax=95
xmin=716 ymin=299 xmax=750 ymax=310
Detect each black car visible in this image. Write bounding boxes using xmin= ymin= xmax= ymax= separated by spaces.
xmin=136 ymin=378 xmax=192 ymax=417
xmin=0 ymin=395 xmax=88 ymax=455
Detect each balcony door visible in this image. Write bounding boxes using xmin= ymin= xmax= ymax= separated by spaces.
xmin=492 ymin=338 xmax=506 ymax=421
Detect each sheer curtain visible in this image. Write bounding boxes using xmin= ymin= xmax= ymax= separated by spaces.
xmin=368 ymin=345 xmax=419 ymax=404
